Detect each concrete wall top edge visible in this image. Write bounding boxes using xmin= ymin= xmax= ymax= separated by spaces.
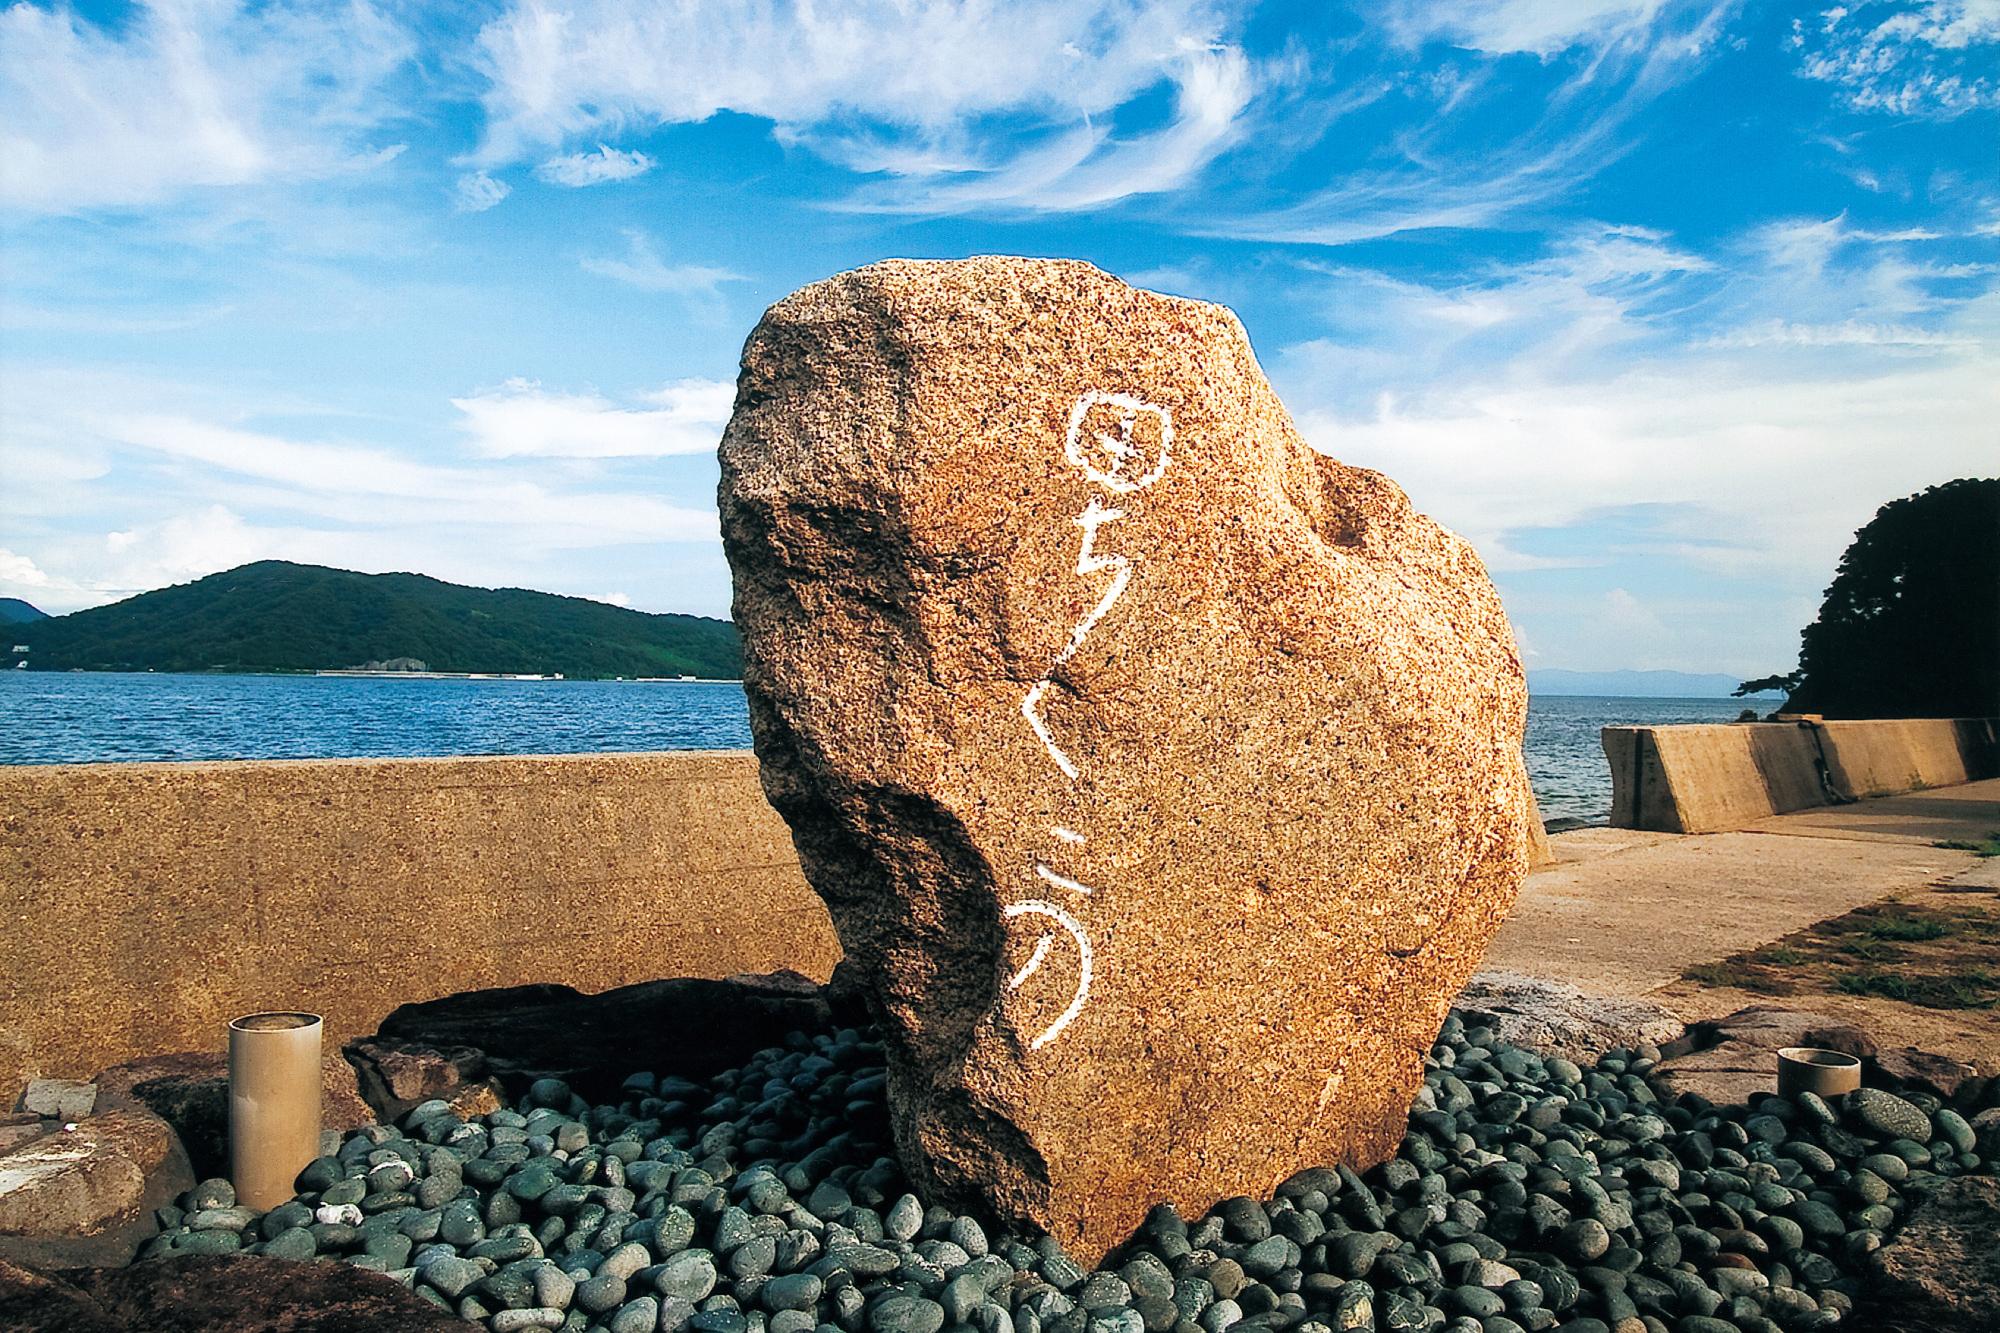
xmin=0 ymin=748 xmax=761 ymax=780
xmin=1601 ymin=717 xmax=1999 ymax=833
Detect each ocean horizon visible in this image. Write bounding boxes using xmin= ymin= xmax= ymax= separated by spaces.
xmin=0 ymin=670 xmax=1763 ymax=825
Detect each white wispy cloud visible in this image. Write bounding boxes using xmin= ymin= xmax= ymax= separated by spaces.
xmin=450 ymin=377 xmax=736 ymax=458
xmin=106 ymin=412 xmax=720 ymax=540
xmin=1793 ymin=0 xmax=2000 ymax=116
xmin=0 ymin=363 xmax=727 ymax=612
xmin=1703 ymin=318 xmax=1976 ymax=348
xmin=535 ymin=144 xmax=656 ymax=187
xmin=837 ymin=42 xmax=1255 ymax=213
xmin=470 ymin=0 xmax=1254 ymax=210
xmin=1384 ymin=0 xmax=1687 ymax=55
xmin=1278 ymin=216 xmax=2000 ymax=671
xmin=454 ymin=172 xmax=512 ymax=213
xmin=580 ymin=230 xmax=742 ymax=296
xmin=1208 ymin=3 xmax=1735 ymax=244
xmin=0 ymin=0 xmax=414 ymax=213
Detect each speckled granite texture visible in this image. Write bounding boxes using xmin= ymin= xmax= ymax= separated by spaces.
xmin=720 ymin=257 xmax=1533 ymax=1263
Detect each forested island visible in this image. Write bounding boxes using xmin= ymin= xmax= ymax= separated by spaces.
xmin=4 ymin=561 xmax=741 ymax=680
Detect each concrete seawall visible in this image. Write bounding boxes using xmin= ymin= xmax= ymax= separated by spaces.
xmin=1605 ymin=717 xmax=2000 ymax=833
xmin=0 ymin=753 xmax=842 ymax=1094
xmin=0 ymin=748 xmax=1553 ymax=1095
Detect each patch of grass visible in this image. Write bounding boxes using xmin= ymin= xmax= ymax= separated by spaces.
xmin=1934 ymin=829 xmax=2000 ymax=857
xmin=1836 ymin=967 xmax=1999 ymax=1010
xmin=1838 ymin=937 xmax=1904 ymax=961
xmin=1836 ymin=970 xmax=1911 ymax=1000
xmin=1682 ymin=960 xmax=1795 ymax=994
xmin=1866 ymin=916 xmax=1951 ymax=941
xmin=1677 ymin=897 xmax=2000 ymax=1013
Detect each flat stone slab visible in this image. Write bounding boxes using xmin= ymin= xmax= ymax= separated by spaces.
xmin=92 ymin=1051 xmax=373 ymax=1184
xmin=1455 ymin=970 xmax=1685 ymax=1062
xmin=1650 ymin=1007 xmax=1874 ymax=1106
xmin=20 ymin=1080 xmax=94 ymax=1122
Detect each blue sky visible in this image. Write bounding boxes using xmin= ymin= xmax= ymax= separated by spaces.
xmin=2 ymin=1 xmax=1995 ymax=677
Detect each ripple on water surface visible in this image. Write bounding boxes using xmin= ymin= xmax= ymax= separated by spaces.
xmin=0 ymin=673 xmax=1762 ymax=825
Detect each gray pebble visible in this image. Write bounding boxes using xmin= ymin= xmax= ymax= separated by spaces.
xmin=611 ymin=1296 xmax=661 ymax=1333
xmin=577 ymin=1273 xmax=629 ymax=1314
xmin=1847 ymin=1088 xmax=1930 ymax=1141
xmin=764 ymin=1274 xmax=825 ymax=1312
xmin=659 ymin=1251 xmax=721 ymax=1302
xmin=869 ymin=1295 xmax=946 ymax=1333
xmin=885 ymin=1194 xmax=925 ymax=1243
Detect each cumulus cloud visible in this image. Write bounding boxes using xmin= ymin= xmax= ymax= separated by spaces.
xmin=1793 ymin=0 xmax=2000 ymax=115
xmin=0 ymin=0 xmax=414 ymax=212
xmin=450 ymin=377 xmax=735 ymax=458
xmin=535 ymin=144 xmax=656 ymax=186
xmin=470 ymin=0 xmax=1254 ymax=210
xmin=0 ymin=548 xmax=51 ymax=590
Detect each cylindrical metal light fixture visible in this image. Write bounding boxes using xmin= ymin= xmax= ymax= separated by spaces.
xmin=1777 ymin=1046 xmax=1862 ymax=1099
xmin=228 ymin=1011 xmax=324 ymax=1210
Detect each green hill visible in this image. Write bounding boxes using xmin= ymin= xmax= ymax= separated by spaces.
xmin=0 ymin=597 xmax=47 ymax=625
xmin=8 ymin=562 xmax=741 ymax=679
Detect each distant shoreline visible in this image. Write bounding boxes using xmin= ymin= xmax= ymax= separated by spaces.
xmin=313 ymin=669 xmax=745 ymax=683
xmin=5 ymin=666 xmax=744 ymax=684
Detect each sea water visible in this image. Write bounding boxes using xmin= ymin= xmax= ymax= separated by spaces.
xmin=0 ymin=671 xmax=1759 ymax=824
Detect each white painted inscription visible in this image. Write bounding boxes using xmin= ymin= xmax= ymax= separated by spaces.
xmin=1003 ymin=390 xmax=1174 ymax=1053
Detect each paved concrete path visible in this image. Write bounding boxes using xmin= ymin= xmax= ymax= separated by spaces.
xmin=1485 ymin=778 xmax=2000 ymax=996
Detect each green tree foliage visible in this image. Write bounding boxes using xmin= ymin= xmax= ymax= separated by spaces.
xmin=1744 ymin=478 xmax=1998 ymax=718
xmin=1732 ymin=673 xmax=1799 ymax=699
xmin=12 ymin=561 xmax=742 ymax=679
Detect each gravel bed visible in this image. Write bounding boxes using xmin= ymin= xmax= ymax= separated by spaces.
xmin=141 ymin=1014 xmax=1999 ymax=1333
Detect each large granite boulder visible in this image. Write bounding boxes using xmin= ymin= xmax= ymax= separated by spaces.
xmin=719 ymin=257 xmax=1533 ymax=1262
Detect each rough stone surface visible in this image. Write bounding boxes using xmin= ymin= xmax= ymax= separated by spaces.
xmin=375 ymin=971 xmax=832 ymax=1099
xmin=1861 ymin=1174 xmax=2000 ymax=1330
xmin=342 ymin=1038 xmax=505 ymax=1124
xmin=719 ymin=257 xmax=1532 ymax=1263
xmin=1454 ymin=970 xmax=1685 ymax=1062
xmin=0 ymin=1115 xmax=47 ymax=1155
xmin=91 ymin=1051 xmax=372 ymax=1182
xmin=2 ymin=1254 xmax=468 ymax=1332
xmin=0 ymin=1258 xmax=126 ymax=1333
xmin=1871 ymin=1044 xmax=1980 ymax=1098
xmin=1652 ymin=1007 xmax=1875 ymax=1106
xmin=0 ymin=1113 xmax=192 ymax=1269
